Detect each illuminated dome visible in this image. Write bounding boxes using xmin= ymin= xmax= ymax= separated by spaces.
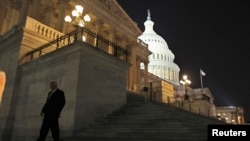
xmin=138 ymin=9 xmax=180 ymax=85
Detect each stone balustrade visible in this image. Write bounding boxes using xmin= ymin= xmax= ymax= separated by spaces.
xmin=25 ymin=16 xmax=64 ymax=41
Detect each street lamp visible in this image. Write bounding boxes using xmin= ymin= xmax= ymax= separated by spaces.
xmin=64 ymin=5 xmax=91 ymax=28
xmin=180 ymin=75 xmax=191 ymax=100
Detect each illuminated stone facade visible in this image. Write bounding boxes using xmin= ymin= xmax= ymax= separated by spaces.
xmin=216 ymin=106 xmax=245 ymax=124
xmin=0 ymin=0 xmax=151 ymax=93
xmin=173 ymin=87 xmax=217 ymax=118
xmin=138 ymin=10 xmax=180 ymax=85
xmin=0 ymin=0 xmax=245 ymax=140
xmin=0 ymin=0 xmax=151 ymax=140
xmin=136 ymin=9 xmax=219 ymax=119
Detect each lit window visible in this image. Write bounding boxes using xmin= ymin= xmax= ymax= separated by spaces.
xmin=82 ymin=35 xmax=86 ymax=41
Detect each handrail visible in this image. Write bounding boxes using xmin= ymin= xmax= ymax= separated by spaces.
xmin=20 ymin=27 xmax=128 ymax=63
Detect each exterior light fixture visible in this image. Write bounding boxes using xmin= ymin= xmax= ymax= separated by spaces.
xmin=64 ymin=5 xmax=91 ymax=28
xmin=180 ymin=75 xmax=191 ymax=100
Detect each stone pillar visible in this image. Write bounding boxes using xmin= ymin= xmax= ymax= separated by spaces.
xmin=173 ymin=70 xmax=176 ymax=82
xmin=18 ymin=0 xmax=29 ymax=26
xmin=108 ymin=26 xmax=115 ymax=54
xmin=44 ymin=4 xmax=55 ymax=26
xmin=144 ymin=62 xmax=149 ymax=87
xmin=127 ymin=45 xmax=134 ymax=91
xmin=168 ymin=68 xmax=170 ymax=80
xmin=95 ymin=20 xmax=102 ymax=34
xmin=94 ymin=20 xmax=103 ymax=46
xmin=56 ymin=0 xmax=69 ymax=31
xmin=0 ymin=0 xmax=9 ymax=34
xmin=1 ymin=7 xmax=10 ymax=33
xmin=131 ymin=46 xmax=138 ymax=92
xmin=31 ymin=0 xmax=41 ymax=20
xmin=136 ymin=57 xmax=141 ymax=93
xmin=7 ymin=1 xmax=21 ymax=30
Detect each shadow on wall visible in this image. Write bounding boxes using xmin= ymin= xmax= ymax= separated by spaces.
xmin=0 ymin=71 xmax=6 ymax=105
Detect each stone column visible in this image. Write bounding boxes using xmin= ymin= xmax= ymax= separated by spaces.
xmin=56 ymin=0 xmax=69 ymax=31
xmin=108 ymin=26 xmax=115 ymax=54
xmin=136 ymin=57 xmax=141 ymax=93
xmin=173 ymin=70 xmax=176 ymax=82
xmin=175 ymin=70 xmax=178 ymax=82
xmin=131 ymin=46 xmax=138 ymax=92
xmin=18 ymin=0 xmax=29 ymax=26
xmin=6 ymin=1 xmax=20 ymax=30
xmin=127 ymin=44 xmax=134 ymax=91
xmin=167 ymin=68 xmax=170 ymax=80
xmin=120 ymin=35 xmax=129 ymax=61
xmin=144 ymin=61 xmax=149 ymax=87
xmin=95 ymin=20 xmax=102 ymax=34
xmin=44 ymin=4 xmax=55 ymax=26
xmin=94 ymin=20 xmax=103 ymax=47
xmin=31 ymin=0 xmax=41 ymax=19
xmin=0 ymin=0 xmax=9 ymax=33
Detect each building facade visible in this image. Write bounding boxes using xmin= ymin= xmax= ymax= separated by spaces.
xmin=0 ymin=0 xmax=151 ymax=140
xmin=0 ymin=0 xmax=151 ymax=94
xmin=216 ymin=106 xmax=245 ymax=124
xmin=138 ymin=10 xmax=180 ymax=86
xmin=1 ymin=0 xmax=245 ymax=140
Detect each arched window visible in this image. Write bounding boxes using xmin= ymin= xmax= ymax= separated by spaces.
xmin=0 ymin=71 xmax=6 ymax=105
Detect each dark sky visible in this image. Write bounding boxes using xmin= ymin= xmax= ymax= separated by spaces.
xmin=117 ymin=0 xmax=250 ymax=122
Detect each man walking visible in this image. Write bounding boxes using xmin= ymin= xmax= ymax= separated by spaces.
xmin=37 ymin=81 xmax=65 ymax=141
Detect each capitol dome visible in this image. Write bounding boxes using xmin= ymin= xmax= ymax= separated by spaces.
xmin=138 ymin=10 xmax=180 ymax=85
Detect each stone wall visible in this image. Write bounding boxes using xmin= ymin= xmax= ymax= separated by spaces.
xmin=0 ymin=26 xmax=23 ymax=141
xmin=0 ymin=40 xmax=129 ymax=141
xmin=75 ymin=42 xmax=129 ymax=131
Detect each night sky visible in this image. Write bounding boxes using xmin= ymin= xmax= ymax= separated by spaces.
xmin=117 ymin=0 xmax=250 ymax=122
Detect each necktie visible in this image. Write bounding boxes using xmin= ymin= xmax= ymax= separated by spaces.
xmin=47 ymin=91 xmax=52 ymax=101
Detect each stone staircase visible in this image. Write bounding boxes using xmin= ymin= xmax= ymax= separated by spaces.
xmin=63 ymin=93 xmax=225 ymax=141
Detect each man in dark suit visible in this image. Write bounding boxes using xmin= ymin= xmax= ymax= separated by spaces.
xmin=37 ymin=81 xmax=66 ymax=141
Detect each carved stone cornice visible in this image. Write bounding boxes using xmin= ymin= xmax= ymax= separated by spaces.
xmin=86 ymin=0 xmax=141 ymax=36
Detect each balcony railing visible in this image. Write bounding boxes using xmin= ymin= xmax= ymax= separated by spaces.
xmin=20 ymin=26 xmax=128 ymax=63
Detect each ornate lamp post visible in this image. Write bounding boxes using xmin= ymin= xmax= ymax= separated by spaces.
xmin=180 ymin=75 xmax=191 ymax=100
xmin=64 ymin=5 xmax=91 ymax=28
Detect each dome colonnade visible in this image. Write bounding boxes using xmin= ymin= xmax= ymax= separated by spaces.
xmin=138 ymin=9 xmax=180 ymax=85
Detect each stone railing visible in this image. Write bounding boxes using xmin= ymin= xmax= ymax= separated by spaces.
xmin=20 ymin=27 xmax=128 ymax=64
xmin=25 ymin=16 xmax=64 ymax=40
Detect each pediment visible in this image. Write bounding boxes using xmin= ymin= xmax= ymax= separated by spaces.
xmin=92 ymin=0 xmax=142 ymax=35
xmin=202 ymin=88 xmax=214 ymax=100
